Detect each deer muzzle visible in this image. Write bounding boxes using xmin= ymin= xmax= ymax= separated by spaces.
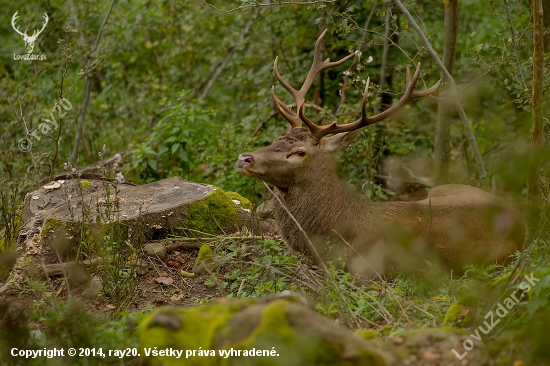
xmin=236 ymin=154 xmax=253 ymax=169
xmin=236 ymin=154 xmax=256 ymax=177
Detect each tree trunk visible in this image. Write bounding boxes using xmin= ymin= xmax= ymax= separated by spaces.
xmin=433 ymin=0 xmax=458 ymax=185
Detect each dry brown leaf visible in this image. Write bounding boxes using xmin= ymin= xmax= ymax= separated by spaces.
xmin=170 ymin=293 xmax=183 ymax=301
xmin=155 ymin=277 xmax=174 ymax=286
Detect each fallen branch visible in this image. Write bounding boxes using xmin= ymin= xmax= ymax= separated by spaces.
xmin=32 ymin=257 xmax=105 ymax=278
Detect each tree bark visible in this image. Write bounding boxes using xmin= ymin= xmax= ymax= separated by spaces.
xmin=433 ymin=0 xmax=458 ymax=185
xmin=527 ymin=0 xmax=544 ymax=203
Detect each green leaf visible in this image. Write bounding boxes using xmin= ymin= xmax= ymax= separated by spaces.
xmin=147 ymin=159 xmax=157 ymax=171
xmin=178 ymin=150 xmax=189 ymax=163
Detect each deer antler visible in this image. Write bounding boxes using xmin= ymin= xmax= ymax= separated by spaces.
xmin=11 ymin=11 xmax=27 ymax=37
xmin=298 ymin=63 xmax=442 ymax=140
xmin=271 ymin=29 xmax=355 ymax=128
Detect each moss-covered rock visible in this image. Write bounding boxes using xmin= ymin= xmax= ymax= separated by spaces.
xmin=443 ymin=294 xmax=479 ymax=326
xmin=192 ymin=244 xmax=218 ymax=274
xmin=373 ymin=327 xmax=476 ymax=364
xmin=138 ymin=296 xmax=390 ymax=366
xmin=226 ymin=191 xmax=253 ymax=210
xmin=196 ymin=244 xmax=213 ymax=263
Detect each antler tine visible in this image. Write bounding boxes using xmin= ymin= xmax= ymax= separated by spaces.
xmin=298 ymin=78 xmax=371 ymax=139
xmin=306 ymin=62 xmax=442 ymax=140
xmin=412 ymin=79 xmax=443 ymax=98
xmin=271 ymin=85 xmax=302 ymax=128
xmin=272 ymin=29 xmax=354 ymax=128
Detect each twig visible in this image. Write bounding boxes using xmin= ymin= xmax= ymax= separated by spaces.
xmin=229 ymin=260 xmax=321 ymax=293
xmin=330 ymin=229 xmax=408 ymax=323
xmin=503 ymin=0 xmax=527 ymax=89
xmin=393 ymin=0 xmax=487 ymax=179
xmin=171 ymin=0 xmax=337 ymax=21
xmin=77 ymin=150 xmax=131 ymax=173
xmin=336 ymin=2 xmax=378 ymax=114
xmin=377 ymin=4 xmax=392 ymax=114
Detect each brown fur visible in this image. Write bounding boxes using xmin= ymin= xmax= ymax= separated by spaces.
xmin=238 ymin=129 xmax=524 ymax=276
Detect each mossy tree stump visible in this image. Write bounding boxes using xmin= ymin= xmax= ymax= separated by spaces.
xmin=8 ymin=176 xmax=267 ymax=282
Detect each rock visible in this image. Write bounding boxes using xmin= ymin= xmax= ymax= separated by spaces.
xmin=135 ymin=259 xmax=150 ymax=275
xmin=443 ymin=294 xmax=478 ymax=326
xmin=374 ymin=327 xmax=478 ymax=365
xmin=137 ymin=294 xmax=391 ymax=366
xmin=143 ymin=242 xmax=167 ymax=260
xmin=191 ymin=244 xmax=220 ymax=274
xmin=81 ymin=275 xmax=103 ymax=299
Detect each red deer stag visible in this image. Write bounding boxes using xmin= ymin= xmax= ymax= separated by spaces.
xmin=237 ymin=31 xmax=524 ymax=276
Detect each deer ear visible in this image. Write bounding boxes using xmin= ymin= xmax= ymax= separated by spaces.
xmin=322 ymin=130 xmax=362 ymax=153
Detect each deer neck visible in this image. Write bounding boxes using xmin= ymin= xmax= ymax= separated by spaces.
xmin=271 ymin=162 xmax=369 ymax=253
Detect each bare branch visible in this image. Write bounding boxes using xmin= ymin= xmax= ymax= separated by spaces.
xmin=393 ymin=0 xmax=487 ymax=179
xmin=200 ymin=18 xmax=255 ymax=99
xmin=72 ymin=0 xmax=117 ymax=163
xmin=171 ymin=0 xmax=337 ymax=21
xmin=503 ymin=0 xmax=527 ymax=89
xmin=336 ymin=1 xmax=378 ymax=114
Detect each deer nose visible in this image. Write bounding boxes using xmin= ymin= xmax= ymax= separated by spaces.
xmin=236 ymin=154 xmax=253 ymax=168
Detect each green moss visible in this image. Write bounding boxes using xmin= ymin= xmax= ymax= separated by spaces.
xmin=41 ymin=218 xmax=60 ymax=240
xmin=226 ymin=191 xmax=253 ymax=210
xmin=195 ymin=244 xmax=213 ymax=264
xmin=236 ymin=300 xmax=297 ymax=349
xmin=489 ymin=271 xmax=516 ymax=288
xmin=79 ymin=180 xmax=93 ymax=189
xmin=138 ymin=301 xmax=249 ymax=366
xmin=185 ymin=187 xmax=239 ymax=234
xmin=444 ymin=294 xmax=479 ymax=326
xmin=138 ymin=299 xmax=387 ymax=366
xmin=86 ymin=222 xmax=129 ymax=250
xmin=354 ymin=329 xmax=379 ymax=340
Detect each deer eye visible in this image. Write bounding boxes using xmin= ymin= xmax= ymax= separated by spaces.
xmin=295 ymin=151 xmax=306 ymax=157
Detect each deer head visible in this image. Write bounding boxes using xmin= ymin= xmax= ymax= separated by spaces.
xmin=237 ymin=30 xmax=441 ymax=189
xmin=12 ymin=11 xmax=49 ymax=54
